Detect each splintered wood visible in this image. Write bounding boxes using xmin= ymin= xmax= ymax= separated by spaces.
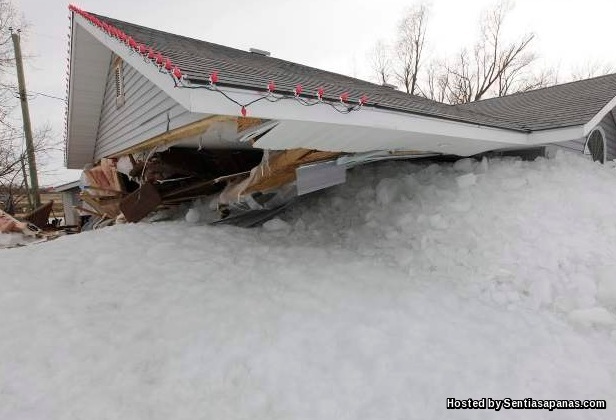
xmin=237 ymin=117 xmax=263 ymax=133
xmin=218 ymin=149 xmax=340 ymax=206
xmin=0 ymin=209 xmax=40 ymax=236
xmin=81 ymin=159 xmax=125 ymax=218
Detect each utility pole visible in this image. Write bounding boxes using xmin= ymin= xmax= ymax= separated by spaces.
xmin=10 ymin=27 xmax=40 ymax=209
xmin=20 ymin=153 xmax=32 ymax=210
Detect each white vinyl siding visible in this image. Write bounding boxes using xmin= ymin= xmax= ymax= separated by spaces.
xmin=552 ymin=138 xmax=586 ymax=153
xmin=599 ymin=110 xmax=616 ymax=161
xmin=94 ymin=58 xmax=204 ymax=160
xmin=549 ymin=109 xmax=616 ymax=162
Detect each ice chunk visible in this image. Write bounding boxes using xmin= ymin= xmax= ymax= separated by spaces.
xmin=429 ymin=214 xmax=448 ymax=230
xmin=476 ymin=157 xmax=489 ymax=174
xmin=456 ymin=173 xmax=477 ymax=189
xmin=501 ymin=177 xmax=527 ymax=190
xmin=449 ymin=199 xmax=471 ymax=212
xmin=453 ymin=158 xmax=475 ymax=173
xmin=262 ymin=217 xmax=291 ymax=231
xmin=376 ymin=178 xmax=403 ymax=206
xmin=528 ymin=277 xmax=553 ymax=307
xmin=597 ymin=266 xmax=616 ymax=308
xmin=185 ymin=208 xmax=201 ymax=223
xmin=568 ymin=307 xmax=616 ymax=328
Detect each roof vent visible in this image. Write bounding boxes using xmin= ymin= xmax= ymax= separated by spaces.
xmin=249 ymin=48 xmax=271 ymax=57
xmin=382 ymin=83 xmax=398 ymax=90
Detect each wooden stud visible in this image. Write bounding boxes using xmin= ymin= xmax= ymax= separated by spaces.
xmin=237 ymin=117 xmax=263 ymax=133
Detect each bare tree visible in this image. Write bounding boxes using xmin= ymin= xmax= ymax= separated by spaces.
xmin=571 ymin=60 xmax=614 ymax=81
xmin=394 ymin=4 xmax=429 ymax=95
xmin=0 ymin=0 xmax=20 ymax=193
xmin=442 ymin=50 xmax=474 ymax=104
xmin=0 ymin=125 xmax=55 ymax=213
xmin=441 ymin=0 xmax=536 ymax=103
xmin=496 ymin=62 xmax=560 ymax=96
xmin=0 ymin=0 xmax=18 ymax=122
xmin=0 ymin=0 xmax=58 ymax=212
xmin=374 ymin=1 xmax=613 ymax=104
xmin=0 ymin=0 xmax=17 ymax=72
xmin=422 ymin=60 xmax=449 ymax=102
xmin=369 ymin=39 xmax=392 ymax=85
xmin=502 ymin=65 xmax=559 ymax=96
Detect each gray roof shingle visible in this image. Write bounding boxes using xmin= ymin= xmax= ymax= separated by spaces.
xmin=456 ymin=74 xmax=616 ymax=131
xmin=90 ymin=12 xmax=616 ymax=133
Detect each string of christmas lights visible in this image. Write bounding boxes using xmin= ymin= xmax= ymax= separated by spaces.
xmin=63 ymin=9 xmax=73 ymax=161
xmin=66 ymin=4 xmax=369 ymax=118
xmin=174 ymin=76 xmax=369 ymax=116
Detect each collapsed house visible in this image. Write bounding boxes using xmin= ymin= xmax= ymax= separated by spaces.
xmin=64 ymin=5 xmax=616 ymax=225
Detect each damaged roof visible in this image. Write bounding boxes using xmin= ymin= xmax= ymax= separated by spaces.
xmin=82 ymin=10 xmax=616 ymax=133
xmin=90 ymin=13 xmax=529 ymax=131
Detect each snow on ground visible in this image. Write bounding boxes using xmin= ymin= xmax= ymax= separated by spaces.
xmin=1 ymin=151 xmax=616 ymax=419
xmin=0 ymin=233 xmax=38 ymax=249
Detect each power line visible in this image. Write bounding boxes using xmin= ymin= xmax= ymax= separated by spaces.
xmin=30 ymin=91 xmax=66 ymax=102
xmin=11 ymin=89 xmax=66 ymax=102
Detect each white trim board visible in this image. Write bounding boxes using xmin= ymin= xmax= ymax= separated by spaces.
xmin=527 ymin=125 xmax=585 ymax=144
xmin=66 ymin=18 xmax=112 ymax=168
xmin=584 ymin=126 xmax=607 ymax=163
xmin=253 ymin=121 xmax=522 ymax=156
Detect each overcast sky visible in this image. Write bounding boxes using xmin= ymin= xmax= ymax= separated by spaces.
xmin=11 ymin=0 xmax=616 ymax=185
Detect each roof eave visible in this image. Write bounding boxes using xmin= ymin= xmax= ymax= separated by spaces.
xmin=527 ymin=124 xmax=585 ymax=145
xmin=66 ymin=13 xmax=112 ymax=169
xmin=54 ymin=180 xmax=81 ymax=192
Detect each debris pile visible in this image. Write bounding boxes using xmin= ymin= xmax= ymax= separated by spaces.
xmin=76 ymin=146 xmax=343 ymax=228
xmin=0 ymin=202 xmax=67 ymax=248
xmin=3 ymin=143 xmax=348 ymax=247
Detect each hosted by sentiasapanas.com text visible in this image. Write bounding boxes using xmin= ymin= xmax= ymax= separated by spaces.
xmin=447 ymin=397 xmax=606 ymax=412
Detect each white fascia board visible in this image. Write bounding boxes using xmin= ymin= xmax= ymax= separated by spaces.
xmin=188 ymin=84 xmax=529 ymax=145
xmin=584 ymin=95 xmax=616 ymax=136
xmin=73 ymin=14 xmax=192 ymax=111
xmin=66 ymin=20 xmax=111 ymax=168
xmin=65 ymin=14 xmax=77 ymax=165
xmin=527 ymin=125 xmax=585 ymax=145
xmin=253 ymin=120 xmax=522 ymax=156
